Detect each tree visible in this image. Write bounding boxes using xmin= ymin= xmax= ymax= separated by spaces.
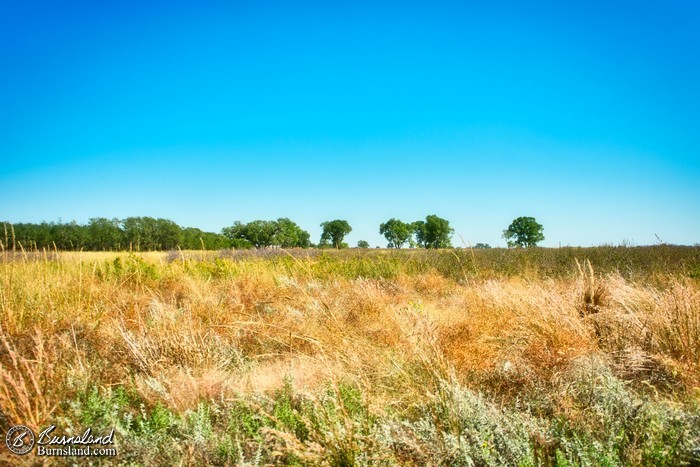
xmin=356 ymin=240 xmax=370 ymax=248
xmin=121 ymin=217 xmax=181 ymax=251
xmin=379 ymin=218 xmax=415 ymax=249
xmin=222 ymin=220 xmax=276 ymax=248
xmin=273 ymin=218 xmax=311 ymax=248
xmin=223 ymin=219 xmax=311 ymax=249
xmin=503 ymin=216 xmax=544 ymax=247
xmin=474 ymin=243 xmax=491 ymax=249
xmin=414 ymin=215 xmax=453 ymax=249
xmin=122 ymin=216 xmax=180 ymax=251
xmin=87 ymin=217 xmax=123 ymax=250
xmin=49 ymin=220 xmax=87 ymax=250
xmin=179 ymin=228 xmax=231 ymax=250
xmin=320 ymin=220 xmax=352 ymax=249
xmin=154 ymin=218 xmax=181 ymax=250
xmin=180 ymin=227 xmax=206 ymax=250
xmin=198 ymin=231 xmax=232 ymax=249
xmin=122 ymin=217 xmax=156 ymax=250
xmin=9 ymin=222 xmax=52 ymax=250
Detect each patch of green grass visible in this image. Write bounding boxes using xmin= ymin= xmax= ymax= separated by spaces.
xmin=37 ymin=371 xmax=700 ymax=465
xmin=273 ymin=377 xmax=311 ymax=442
xmin=95 ymin=254 xmax=161 ymax=284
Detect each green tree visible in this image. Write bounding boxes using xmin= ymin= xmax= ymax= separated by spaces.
xmin=87 ymin=217 xmax=123 ymax=250
xmin=181 ymin=227 xmax=231 ymax=250
xmin=320 ymin=220 xmax=352 ymax=249
xmin=122 ymin=217 xmax=154 ymax=250
xmin=356 ymin=240 xmax=370 ymax=248
xmin=502 ymin=216 xmax=544 ymax=247
xmin=414 ymin=215 xmax=453 ymax=249
xmin=223 ymin=219 xmax=311 ymax=249
xmin=379 ymin=218 xmax=415 ymax=249
xmin=154 ymin=218 xmax=181 ymax=250
xmin=7 ymin=222 xmax=52 ymax=250
xmin=121 ymin=217 xmax=180 ymax=251
xmin=474 ymin=243 xmax=491 ymax=249
xmin=222 ymin=220 xmax=277 ymax=248
xmin=50 ymin=220 xmax=87 ymax=250
xmin=273 ymin=218 xmax=311 ymax=248
xmin=200 ymin=231 xmax=233 ymax=249
xmin=180 ymin=227 xmax=205 ymax=250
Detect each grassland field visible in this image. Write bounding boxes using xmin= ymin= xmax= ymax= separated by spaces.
xmin=1 ymin=246 xmax=699 ymax=465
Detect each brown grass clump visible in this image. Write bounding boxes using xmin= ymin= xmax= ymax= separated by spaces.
xmin=577 ymin=258 xmax=610 ymax=318
xmin=591 ymin=274 xmax=700 ymax=388
xmin=0 ymin=329 xmax=60 ymax=429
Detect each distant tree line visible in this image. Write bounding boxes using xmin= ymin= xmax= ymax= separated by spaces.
xmin=2 ymin=218 xmax=230 ymax=251
xmin=1 ymin=215 xmax=544 ymax=251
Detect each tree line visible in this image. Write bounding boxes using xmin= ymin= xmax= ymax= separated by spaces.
xmin=1 ymin=215 xmax=543 ymax=251
xmin=2 ymin=218 xmax=230 ymax=251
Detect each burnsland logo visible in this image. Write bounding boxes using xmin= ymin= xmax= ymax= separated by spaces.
xmin=5 ymin=425 xmax=35 ymax=455
xmin=5 ymin=425 xmax=117 ymax=457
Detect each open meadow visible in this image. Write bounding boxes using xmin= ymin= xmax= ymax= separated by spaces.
xmin=1 ymin=246 xmax=699 ymax=465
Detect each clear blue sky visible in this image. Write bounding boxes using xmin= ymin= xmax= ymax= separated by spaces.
xmin=2 ymin=1 xmax=698 ymax=247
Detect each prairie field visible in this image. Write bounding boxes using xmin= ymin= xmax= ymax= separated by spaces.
xmin=1 ymin=246 xmax=699 ymax=465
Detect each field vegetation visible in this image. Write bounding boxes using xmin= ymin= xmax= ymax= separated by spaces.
xmin=1 ymin=246 xmax=699 ymax=465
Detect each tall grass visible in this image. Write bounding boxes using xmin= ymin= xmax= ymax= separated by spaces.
xmin=1 ymin=248 xmax=699 ymax=464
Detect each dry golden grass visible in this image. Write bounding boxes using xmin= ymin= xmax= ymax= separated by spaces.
xmin=1 ymin=249 xmax=698 ymax=464
xmin=1 ymin=250 xmax=697 ymax=398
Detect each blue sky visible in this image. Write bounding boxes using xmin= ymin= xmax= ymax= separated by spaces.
xmin=1 ymin=1 xmax=698 ymax=247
